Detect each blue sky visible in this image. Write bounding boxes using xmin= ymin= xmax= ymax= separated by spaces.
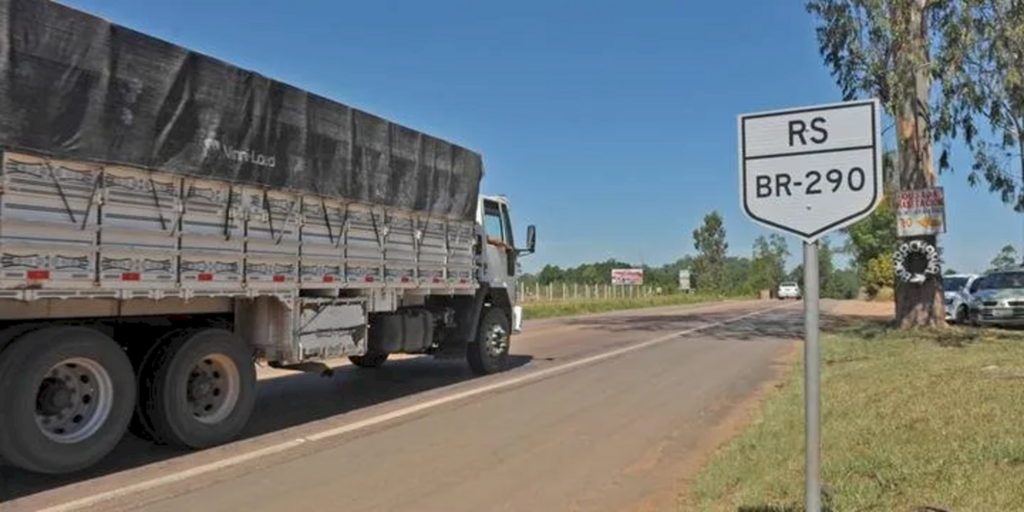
xmin=65 ymin=0 xmax=1023 ymax=274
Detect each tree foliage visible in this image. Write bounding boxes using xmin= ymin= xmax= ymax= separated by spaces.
xmin=808 ymin=0 xmax=1024 ymax=211
xmin=527 ymin=210 xmax=859 ymax=299
xmin=693 ymin=211 xmax=729 ymax=292
xmin=528 ymin=257 xmax=696 ymax=290
xmin=747 ymin=234 xmax=790 ymax=292
xmin=933 ymin=0 xmax=1024 ymax=211
xmin=989 ymin=244 xmax=1019 ymax=270
xmin=842 ymin=150 xmax=899 ymax=277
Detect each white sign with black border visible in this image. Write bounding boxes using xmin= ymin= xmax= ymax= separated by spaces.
xmin=737 ymin=98 xmax=883 ymax=512
xmin=739 ymin=99 xmax=883 ymax=241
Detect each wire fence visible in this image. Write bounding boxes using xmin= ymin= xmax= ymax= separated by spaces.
xmin=517 ymin=282 xmax=675 ymax=303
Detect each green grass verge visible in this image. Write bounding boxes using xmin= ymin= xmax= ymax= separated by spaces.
xmin=689 ymin=321 xmax=1024 ymax=512
xmin=521 ymin=293 xmax=729 ymax=320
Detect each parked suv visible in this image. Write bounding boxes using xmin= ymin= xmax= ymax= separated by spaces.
xmin=777 ymin=282 xmax=801 ymax=300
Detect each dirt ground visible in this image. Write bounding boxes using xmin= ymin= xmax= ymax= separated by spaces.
xmin=829 ymin=299 xmax=894 ymax=319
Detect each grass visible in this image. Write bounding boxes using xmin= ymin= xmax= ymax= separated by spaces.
xmin=521 ymin=293 xmax=729 ymax=320
xmin=688 ymin=319 xmax=1024 ymax=512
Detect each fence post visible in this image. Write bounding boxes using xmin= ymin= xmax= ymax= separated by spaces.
xmin=548 ymin=283 xmax=553 ymax=301
xmin=536 ymin=282 xmax=540 ymax=301
xmin=574 ymin=283 xmax=578 ymax=299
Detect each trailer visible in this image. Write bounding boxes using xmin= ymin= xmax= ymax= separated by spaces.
xmin=0 ymin=0 xmax=535 ymax=475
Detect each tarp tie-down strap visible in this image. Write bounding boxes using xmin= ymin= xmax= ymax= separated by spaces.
xmin=149 ymin=176 xmax=167 ymax=232
xmin=78 ymin=171 xmax=102 ymax=230
xmin=47 ymin=161 xmax=76 ymax=225
xmin=320 ymin=198 xmax=334 ymax=246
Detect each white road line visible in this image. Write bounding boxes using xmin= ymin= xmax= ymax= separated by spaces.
xmin=35 ymin=302 xmax=795 ymax=512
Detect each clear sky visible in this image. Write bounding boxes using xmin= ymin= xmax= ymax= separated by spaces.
xmin=64 ymin=0 xmax=1023 ymax=274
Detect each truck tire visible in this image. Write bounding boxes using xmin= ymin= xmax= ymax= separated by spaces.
xmin=136 ymin=329 xmax=256 ymax=449
xmin=348 ymin=353 xmax=389 ymax=368
xmin=0 ymin=327 xmax=136 ymax=474
xmin=467 ymin=308 xmax=511 ymax=376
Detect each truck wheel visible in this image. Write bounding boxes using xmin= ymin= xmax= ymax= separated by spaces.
xmin=467 ymin=308 xmax=511 ymax=376
xmin=0 ymin=327 xmax=136 ymax=474
xmin=137 ymin=329 xmax=256 ymax=449
xmin=348 ymin=353 xmax=389 ymax=368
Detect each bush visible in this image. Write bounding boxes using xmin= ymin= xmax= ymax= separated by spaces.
xmin=874 ymin=286 xmax=895 ymax=301
xmin=863 ymin=252 xmax=895 ymax=296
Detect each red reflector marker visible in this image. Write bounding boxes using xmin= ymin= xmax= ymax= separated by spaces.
xmin=121 ymin=272 xmax=141 ymax=281
xmin=273 ymin=275 xmax=286 ymax=282
xmin=27 ymin=270 xmax=50 ymax=280
xmin=323 ymin=275 xmax=335 ymax=283
xmin=365 ymin=275 xmax=375 ymax=283
xmin=197 ymin=273 xmax=214 ymax=281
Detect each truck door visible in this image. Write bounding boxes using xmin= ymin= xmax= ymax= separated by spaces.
xmin=482 ymin=199 xmax=515 ymax=301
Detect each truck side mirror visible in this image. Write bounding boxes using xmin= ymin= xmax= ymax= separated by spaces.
xmin=525 ymin=225 xmax=536 ymax=254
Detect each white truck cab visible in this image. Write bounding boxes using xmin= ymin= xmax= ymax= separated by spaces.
xmin=479 ymin=194 xmax=535 ymax=333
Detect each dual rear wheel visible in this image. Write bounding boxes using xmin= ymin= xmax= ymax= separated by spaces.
xmin=0 ymin=309 xmax=512 ymax=474
xmin=0 ymin=327 xmax=255 ymax=474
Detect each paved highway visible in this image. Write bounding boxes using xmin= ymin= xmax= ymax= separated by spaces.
xmin=1 ymin=300 xmax=805 ymax=512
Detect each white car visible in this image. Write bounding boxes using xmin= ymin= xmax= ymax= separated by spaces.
xmin=777 ymin=282 xmax=801 ymax=300
xmin=944 ymin=273 xmax=978 ymax=323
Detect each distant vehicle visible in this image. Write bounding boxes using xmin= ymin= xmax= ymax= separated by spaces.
xmin=967 ymin=269 xmax=1024 ymax=326
xmin=777 ymin=282 xmax=801 ymax=300
xmin=943 ymin=273 xmax=978 ymax=324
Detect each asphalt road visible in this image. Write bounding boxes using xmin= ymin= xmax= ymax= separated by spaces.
xmin=0 ymin=299 xmax=805 ymax=512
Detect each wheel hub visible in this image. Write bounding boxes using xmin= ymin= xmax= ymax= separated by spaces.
xmin=34 ymin=358 xmax=113 ymax=444
xmin=186 ymin=355 xmax=241 ymax=425
xmin=37 ymin=378 xmax=74 ymax=415
xmin=188 ymin=372 xmax=215 ymax=401
xmin=486 ymin=324 xmax=508 ymax=357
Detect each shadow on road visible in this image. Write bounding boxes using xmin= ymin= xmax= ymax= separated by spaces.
xmin=561 ymin=308 xmax=805 ymax=341
xmin=0 ymin=354 xmax=533 ymax=502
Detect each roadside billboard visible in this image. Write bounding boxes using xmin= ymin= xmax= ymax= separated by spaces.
xmin=897 ymin=187 xmax=946 ymax=237
xmin=611 ymin=268 xmax=644 ymax=286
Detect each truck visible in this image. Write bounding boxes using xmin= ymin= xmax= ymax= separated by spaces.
xmin=0 ymin=0 xmax=535 ymax=475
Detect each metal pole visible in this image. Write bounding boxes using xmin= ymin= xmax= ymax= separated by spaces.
xmin=803 ymin=240 xmax=821 ymax=512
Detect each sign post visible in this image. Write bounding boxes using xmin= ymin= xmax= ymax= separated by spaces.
xmin=739 ymin=99 xmax=882 ymax=511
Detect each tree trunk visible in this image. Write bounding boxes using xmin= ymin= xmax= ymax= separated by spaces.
xmin=894 ymin=0 xmax=946 ymax=329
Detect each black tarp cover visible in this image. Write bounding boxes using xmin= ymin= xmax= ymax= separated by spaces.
xmin=0 ymin=0 xmax=482 ymax=220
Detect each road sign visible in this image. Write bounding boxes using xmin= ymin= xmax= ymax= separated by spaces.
xmin=738 ymin=98 xmax=883 ymax=512
xmin=897 ymin=187 xmax=946 ymax=237
xmin=678 ymin=270 xmax=691 ymax=291
xmin=739 ymin=99 xmax=883 ymax=242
